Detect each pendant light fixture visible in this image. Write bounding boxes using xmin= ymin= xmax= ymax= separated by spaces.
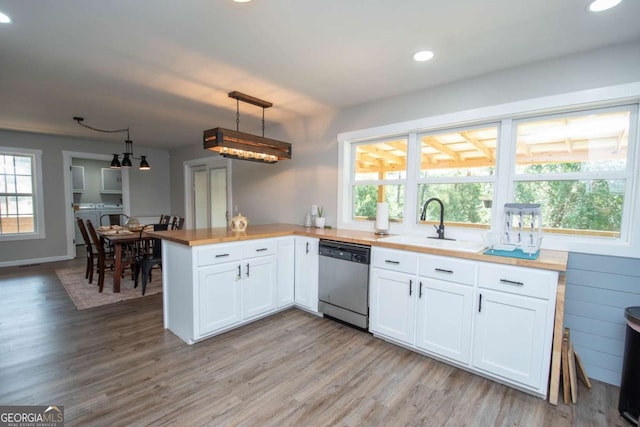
xmin=203 ymin=91 xmax=292 ymax=164
xmin=73 ymin=117 xmax=150 ymax=170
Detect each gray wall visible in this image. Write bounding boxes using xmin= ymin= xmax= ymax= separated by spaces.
xmin=0 ymin=130 xmax=171 ymax=265
xmin=169 ymin=40 xmax=640 ymax=385
xmin=565 ymin=253 xmax=640 ymax=386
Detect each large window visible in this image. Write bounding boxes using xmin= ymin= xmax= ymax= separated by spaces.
xmin=512 ymin=107 xmax=633 ymax=238
xmin=0 ymin=147 xmax=44 ymax=240
xmin=339 ymin=91 xmax=640 ymax=257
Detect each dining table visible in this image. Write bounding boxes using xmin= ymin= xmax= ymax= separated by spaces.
xmin=99 ymin=227 xmax=153 ymax=293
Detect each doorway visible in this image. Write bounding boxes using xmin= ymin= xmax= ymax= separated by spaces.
xmin=63 ymin=151 xmax=130 ymax=259
xmin=185 ymin=158 xmax=231 ymax=229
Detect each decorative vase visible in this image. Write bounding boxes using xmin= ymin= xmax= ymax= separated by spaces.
xmin=230 ymin=213 xmax=248 ymax=231
xmin=315 ymin=217 xmax=326 ymax=228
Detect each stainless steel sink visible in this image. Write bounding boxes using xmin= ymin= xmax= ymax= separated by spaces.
xmin=378 ymin=235 xmax=486 ymax=253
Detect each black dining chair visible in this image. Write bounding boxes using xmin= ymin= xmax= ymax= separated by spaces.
xmin=134 ymin=223 xmax=169 ymax=295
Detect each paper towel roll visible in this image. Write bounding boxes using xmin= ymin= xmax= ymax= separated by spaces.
xmin=375 ymin=202 xmax=389 ymax=234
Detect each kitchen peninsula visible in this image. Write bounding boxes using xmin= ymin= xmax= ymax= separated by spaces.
xmin=148 ymin=224 xmax=568 ymax=401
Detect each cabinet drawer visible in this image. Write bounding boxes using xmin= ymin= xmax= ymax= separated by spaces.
xmin=372 ymin=248 xmax=418 ymax=274
xmin=198 ymin=245 xmax=242 ymax=267
xmin=243 ymin=239 xmax=277 ymax=259
xmin=478 ymin=263 xmax=557 ymax=299
xmin=419 ymin=254 xmax=477 ymax=286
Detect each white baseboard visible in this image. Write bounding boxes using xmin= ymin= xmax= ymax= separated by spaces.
xmin=0 ymin=255 xmax=73 ymax=268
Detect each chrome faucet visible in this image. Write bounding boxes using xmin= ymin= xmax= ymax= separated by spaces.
xmin=420 ymin=197 xmax=446 ymax=239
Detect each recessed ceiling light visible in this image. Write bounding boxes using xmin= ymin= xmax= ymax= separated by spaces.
xmin=588 ymin=0 xmax=622 ymax=12
xmin=233 ymin=0 xmax=252 ymax=3
xmin=0 ymin=11 xmax=11 ymax=24
xmin=413 ymin=50 xmax=435 ymax=62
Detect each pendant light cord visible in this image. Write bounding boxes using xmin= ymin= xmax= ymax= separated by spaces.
xmin=73 ymin=117 xmax=129 ymax=138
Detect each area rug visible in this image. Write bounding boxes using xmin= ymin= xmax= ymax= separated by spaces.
xmin=55 ymin=266 xmax=162 ymax=310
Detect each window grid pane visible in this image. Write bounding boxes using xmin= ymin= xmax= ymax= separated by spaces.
xmin=352 ymin=138 xmax=407 ymax=223
xmin=0 ymin=153 xmax=36 ymax=235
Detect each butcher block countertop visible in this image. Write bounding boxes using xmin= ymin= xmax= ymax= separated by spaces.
xmin=148 ymin=223 xmax=568 ymax=272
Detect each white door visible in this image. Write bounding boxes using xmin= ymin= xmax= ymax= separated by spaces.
xmin=369 ymin=268 xmax=416 ymax=345
xmin=472 ymin=289 xmax=548 ymax=389
xmin=191 ymin=161 xmax=230 ymax=229
xmin=415 ymin=278 xmax=473 ymax=364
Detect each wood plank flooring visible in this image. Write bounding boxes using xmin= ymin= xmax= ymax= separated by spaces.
xmin=0 ymin=258 xmax=628 ymax=426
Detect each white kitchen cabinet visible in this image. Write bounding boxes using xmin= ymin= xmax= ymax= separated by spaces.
xmin=370 ymin=247 xmax=419 ymax=345
xmin=101 ymin=168 xmax=122 ymax=193
xmin=415 ymin=254 xmax=475 ymax=365
xmin=165 ymin=238 xmax=283 ymax=343
xmin=71 ymin=165 xmax=85 ymax=192
xmin=242 ymin=254 xmax=277 ymax=321
xmin=472 ymin=290 xmax=549 ymax=390
xmin=416 ymin=278 xmax=473 ymax=365
xmin=370 ymin=268 xmax=416 ymax=345
xmin=369 ymin=247 xmax=558 ymax=398
xmin=197 ymin=261 xmax=243 ymax=336
xmin=277 ymin=237 xmax=295 ymax=308
xmin=294 ymin=236 xmax=319 ymax=312
xmin=472 ymin=262 xmax=557 ymax=393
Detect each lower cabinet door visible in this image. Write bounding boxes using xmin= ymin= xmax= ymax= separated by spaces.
xmin=197 ymin=263 xmax=242 ymax=337
xmin=369 ymin=268 xmax=416 ymax=345
xmin=415 ymin=278 xmax=473 ymax=365
xmin=243 ymin=255 xmax=277 ymax=320
xmin=472 ymin=289 xmax=549 ymax=390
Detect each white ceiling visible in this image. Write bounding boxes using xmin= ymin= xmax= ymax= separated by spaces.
xmin=0 ymin=0 xmax=639 ymax=150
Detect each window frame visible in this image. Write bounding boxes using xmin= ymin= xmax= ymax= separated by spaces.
xmin=415 ymin=122 xmax=501 ymax=229
xmin=0 ymin=146 xmax=45 ymax=241
xmin=505 ymin=104 xmax=637 ymax=242
xmin=337 ymin=82 xmax=640 ymax=258
xmin=350 ymin=137 xmax=409 ymax=223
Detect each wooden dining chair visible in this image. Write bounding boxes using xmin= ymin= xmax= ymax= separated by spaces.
xmin=159 ymin=215 xmax=170 ymax=226
xmin=100 ymin=213 xmax=130 ymax=226
xmin=86 ymin=219 xmax=111 ymax=292
xmin=170 ymin=216 xmax=184 ymax=230
xmin=76 ymin=217 xmax=97 ymax=284
xmin=134 ymin=223 xmax=169 ymax=295
xmin=174 ymin=217 xmax=185 ymax=230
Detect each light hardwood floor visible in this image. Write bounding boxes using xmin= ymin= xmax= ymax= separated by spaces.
xmin=0 ymin=257 xmax=628 ymax=426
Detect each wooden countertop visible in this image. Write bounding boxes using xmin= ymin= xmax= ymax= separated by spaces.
xmin=148 ymin=223 xmax=568 ymax=272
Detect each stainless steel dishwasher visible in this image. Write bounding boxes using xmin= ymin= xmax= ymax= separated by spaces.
xmin=318 ymin=239 xmax=371 ymax=329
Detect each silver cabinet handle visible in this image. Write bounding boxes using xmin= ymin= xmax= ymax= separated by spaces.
xmin=419 ymin=281 xmax=423 ymax=298
xmin=246 ymin=263 xmax=250 ymax=277
xmin=216 ymin=253 xmax=230 ymax=258
xmin=237 ymin=264 xmax=241 ymax=279
xmin=435 ymin=268 xmax=453 ymax=274
xmin=500 ymin=279 xmax=524 ymax=286
xmin=306 ymin=242 xmax=309 ymax=254
xmin=385 ymin=260 xmax=400 ymax=264
xmin=478 ymin=294 xmax=483 ymax=312
xmin=256 ymin=248 xmax=268 ymax=252
xmin=409 ymin=280 xmax=413 ymax=296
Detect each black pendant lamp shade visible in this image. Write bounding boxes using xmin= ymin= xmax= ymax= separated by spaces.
xmin=73 ymin=117 xmax=150 ymax=170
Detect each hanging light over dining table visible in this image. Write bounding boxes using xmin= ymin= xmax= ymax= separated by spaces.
xmin=203 ymin=91 xmax=292 ymax=164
